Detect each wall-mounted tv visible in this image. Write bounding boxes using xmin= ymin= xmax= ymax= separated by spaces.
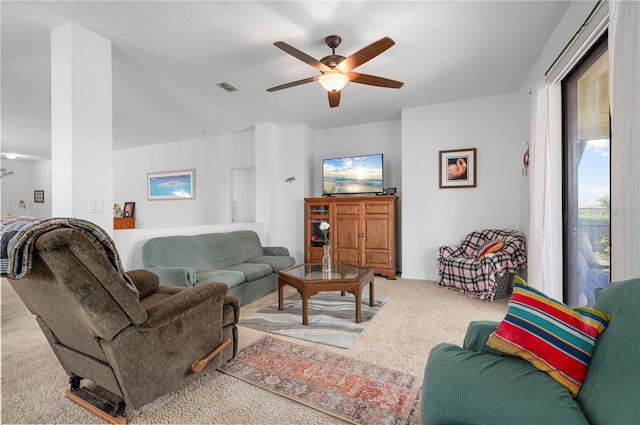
xmin=322 ymin=153 xmax=384 ymax=195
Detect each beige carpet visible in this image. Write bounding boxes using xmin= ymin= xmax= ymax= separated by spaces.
xmin=1 ymin=277 xmax=508 ymax=424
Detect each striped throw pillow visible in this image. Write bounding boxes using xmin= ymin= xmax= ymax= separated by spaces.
xmin=486 ymin=276 xmax=610 ymax=397
xmin=477 ymin=240 xmax=504 ymax=258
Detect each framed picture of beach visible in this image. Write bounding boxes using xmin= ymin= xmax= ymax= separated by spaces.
xmin=439 ymin=148 xmax=476 ymax=188
xmin=147 ymin=169 xmax=196 ymax=200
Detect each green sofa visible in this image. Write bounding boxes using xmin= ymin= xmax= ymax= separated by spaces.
xmin=142 ymin=230 xmax=295 ymax=306
xmin=421 ymin=278 xmax=640 ymax=425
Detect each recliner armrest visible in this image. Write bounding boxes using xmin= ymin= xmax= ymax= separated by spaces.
xmin=126 ymin=269 xmax=160 ymax=299
xmin=140 ymin=282 xmax=227 ymax=331
xmin=262 ymin=246 xmax=290 ymax=256
xmin=145 ymin=266 xmax=196 ymax=287
xmin=462 ymin=320 xmax=505 ymax=355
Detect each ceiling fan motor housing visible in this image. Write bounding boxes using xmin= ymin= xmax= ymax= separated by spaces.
xmin=320 ymin=54 xmax=346 ymax=69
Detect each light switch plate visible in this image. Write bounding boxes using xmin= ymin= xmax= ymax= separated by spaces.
xmin=88 ymin=201 xmax=103 ymax=213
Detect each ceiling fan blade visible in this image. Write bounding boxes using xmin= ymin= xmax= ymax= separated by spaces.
xmin=348 ymin=72 xmax=404 ymax=89
xmin=267 ymin=75 xmax=320 ymax=92
xmin=274 ymin=41 xmax=332 ymax=72
xmin=336 ymin=37 xmax=395 ymax=73
xmin=328 ymin=90 xmax=341 ymax=108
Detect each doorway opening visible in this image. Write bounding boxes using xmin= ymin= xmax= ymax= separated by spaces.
xmin=227 ymin=167 xmax=255 ymax=223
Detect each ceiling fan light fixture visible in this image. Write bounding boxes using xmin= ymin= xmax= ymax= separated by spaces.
xmin=319 ymin=71 xmax=348 ymax=92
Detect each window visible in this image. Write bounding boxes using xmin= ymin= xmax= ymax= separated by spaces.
xmin=562 ymin=32 xmax=610 ymax=307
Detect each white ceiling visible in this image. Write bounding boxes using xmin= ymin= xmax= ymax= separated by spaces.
xmin=1 ymin=1 xmax=570 ymax=162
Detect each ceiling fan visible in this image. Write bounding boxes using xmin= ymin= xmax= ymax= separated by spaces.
xmin=267 ymin=35 xmax=404 ymax=108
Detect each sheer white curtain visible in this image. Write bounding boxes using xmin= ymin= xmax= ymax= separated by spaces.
xmin=528 ymin=79 xmax=555 ymax=293
xmin=609 ymin=0 xmax=640 ymax=281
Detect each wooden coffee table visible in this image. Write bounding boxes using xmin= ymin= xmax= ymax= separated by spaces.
xmin=278 ymin=263 xmax=375 ymax=325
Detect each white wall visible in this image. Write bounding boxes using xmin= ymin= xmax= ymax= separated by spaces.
xmin=113 ymin=131 xmax=254 ymax=228
xmin=271 ymin=124 xmax=314 ymax=263
xmin=313 ymin=120 xmax=402 ymax=197
xmin=30 ymin=160 xmax=52 ymax=217
xmin=0 ymin=160 xmax=52 ymax=218
xmin=401 ymin=93 xmax=522 ymax=280
xmin=0 ymin=160 xmax=31 ymax=216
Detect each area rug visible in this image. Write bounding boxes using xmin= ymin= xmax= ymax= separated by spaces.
xmin=238 ymin=292 xmax=391 ymax=348
xmin=218 ymin=335 xmax=422 ymax=425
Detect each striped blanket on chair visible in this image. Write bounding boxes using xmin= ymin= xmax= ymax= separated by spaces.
xmin=0 ymin=216 xmax=136 ymax=293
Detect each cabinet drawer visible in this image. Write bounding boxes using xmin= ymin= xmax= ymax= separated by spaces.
xmin=114 ymin=218 xmax=135 ymax=230
xmin=364 ymin=202 xmax=390 ymax=215
xmin=309 ymin=248 xmax=324 ymax=263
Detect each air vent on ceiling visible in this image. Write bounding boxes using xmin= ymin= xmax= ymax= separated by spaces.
xmin=217 ymin=82 xmax=237 ymax=92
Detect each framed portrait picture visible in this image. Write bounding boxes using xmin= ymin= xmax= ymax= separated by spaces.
xmin=123 ymin=202 xmax=136 ymax=217
xmin=147 ymin=169 xmax=196 ymax=200
xmin=439 ymin=148 xmax=476 ymax=188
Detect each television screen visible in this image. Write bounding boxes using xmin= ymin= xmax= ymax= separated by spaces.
xmin=322 ymin=153 xmax=384 ymax=195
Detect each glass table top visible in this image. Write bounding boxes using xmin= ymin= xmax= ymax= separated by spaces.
xmin=280 ymin=263 xmax=372 ymax=281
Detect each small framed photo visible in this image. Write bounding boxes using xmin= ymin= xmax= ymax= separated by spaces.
xmin=123 ymin=202 xmax=136 ymax=218
xmin=439 ymin=148 xmax=476 ymax=188
xmin=34 ymin=190 xmax=45 ymax=203
xmin=147 ymin=169 xmax=196 ymax=200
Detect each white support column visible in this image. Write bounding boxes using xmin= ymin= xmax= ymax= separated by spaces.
xmin=51 ymin=22 xmax=113 ymax=233
xmin=255 ymin=123 xmax=279 ymax=245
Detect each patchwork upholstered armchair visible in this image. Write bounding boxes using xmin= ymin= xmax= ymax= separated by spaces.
xmin=1 ymin=217 xmax=238 ymax=422
xmin=437 ymin=229 xmax=527 ymax=301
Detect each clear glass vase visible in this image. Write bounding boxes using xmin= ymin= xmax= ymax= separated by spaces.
xmin=322 ymin=244 xmax=332 ymax=272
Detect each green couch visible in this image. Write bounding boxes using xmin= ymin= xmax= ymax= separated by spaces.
xmin=421 ymin=278 xmax=640 ymax=424
xmin=142 ymin=230 xmax=295 ymax=306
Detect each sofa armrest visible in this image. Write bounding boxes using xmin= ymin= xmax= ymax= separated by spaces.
xmin=140 ymin=282 xmax=227 ymax=330
xmin=145 ymin=266 xmax=196 ymax=287
xmin=126 ymin=269 xmax=160 ymax=299
xmin=262 ymin=246 xmax=290 ymax=256
xmin=462 ymin=320 xmax=505 ymax=355
xmin=437 ymin=245 xmax=464 ymax=262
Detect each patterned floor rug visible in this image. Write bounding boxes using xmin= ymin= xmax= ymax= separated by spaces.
xmin=218 ymin=335 xmax=422 ymax=425
xmin=238 ymin=292 xmax=391 ymax=348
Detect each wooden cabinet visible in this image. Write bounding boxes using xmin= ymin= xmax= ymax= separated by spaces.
xmin=113 ymin=217 xmax=135 ymax=230
xmin=305 ymin=196 xmax=397 ymax=279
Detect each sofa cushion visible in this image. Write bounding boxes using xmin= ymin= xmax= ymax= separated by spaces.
xmin=195 ymin=269 xmax=245 ymax=288
xmin=246 ymin=255 xmax=295 ymax=273
xmin=486 ymin=277 xmax=610 ymax=397
xmin=422 ymin=343 xmax=589 ymax=425
xmin=576 ymin=278 xmax=640 ymax=424
xmin=224 ymin=263 xmax=272 ymax=282
xmin=142 ymin=231 xmax=264 ymax=271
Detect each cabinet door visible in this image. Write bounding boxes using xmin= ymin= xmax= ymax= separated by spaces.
xmin=333 ymin=201 xmax=361 ymax=265
xmin=305 ymin=201 xmax=330 ymax=263
xmin=362 ymin=200 xmax=393 ymax=269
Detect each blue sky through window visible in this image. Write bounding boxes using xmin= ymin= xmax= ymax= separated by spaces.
xmin=578 ymin=138 xmax=610 ymax=206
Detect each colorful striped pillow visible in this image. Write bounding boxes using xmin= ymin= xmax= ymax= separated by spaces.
xmin=477 ymin=240 xmax=504 ymax=258
xmin=486 ymin=276 xmax=610 ymax=397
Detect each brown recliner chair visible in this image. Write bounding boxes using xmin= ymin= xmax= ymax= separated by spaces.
xmin=7 ymin=226 xmax=239 ymax=422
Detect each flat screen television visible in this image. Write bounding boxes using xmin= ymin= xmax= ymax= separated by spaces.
xmin=322 ymin=153 xmax=384 ymax=195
